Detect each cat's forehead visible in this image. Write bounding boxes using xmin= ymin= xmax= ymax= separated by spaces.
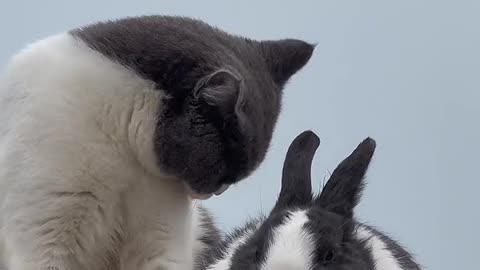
xmin=71 ymin=16 xmax=266 ymax=88
xmin=74 ymin=16 xmax=243 ymax=49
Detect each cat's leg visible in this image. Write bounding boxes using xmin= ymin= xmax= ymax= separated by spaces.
xmin=129 ymin=205 xmax=220 ymax=270
xmin=118 ymin=184 xmax=195 ymax=270
xmin=2 ymin=188 xmax=123 ymax=270
xmin=121 ymin=229 xmax=196 ymax=270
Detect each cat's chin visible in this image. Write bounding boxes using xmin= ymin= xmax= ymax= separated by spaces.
xmin=187 ymin=184 xmax=231 ymax=200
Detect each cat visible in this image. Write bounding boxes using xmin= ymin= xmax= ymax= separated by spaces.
xmin=0 ymin=15 xmax=314 ymax=270
xmin=195 ymin=131 xmax=421 ymax=270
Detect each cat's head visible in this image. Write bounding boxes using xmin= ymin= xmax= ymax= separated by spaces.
xmin=227 ymin=131 xmax=378 ymax=270
xmin=155 ymin=37 xmax=315 ymax=198
xmin=73 ymin=16 xmax=315 ymax=197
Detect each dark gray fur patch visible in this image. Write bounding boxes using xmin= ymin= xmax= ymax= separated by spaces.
xmin=228 ymin=212 xmax=290 ymax=270
xmin=194 ymin=206 xmax=223 ymax=270
xmin=71 ymin=16 xmax=314 ymax=195
xmin=196 ymin=216 xmax=267 ymax=270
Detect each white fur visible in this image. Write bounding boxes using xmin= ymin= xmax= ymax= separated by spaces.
xmin=0 ymin=33 xmax=200 ymax=270
xmin=261 ymin=210 xmax=314 ymax=270
xmin=355 ymin=225 xmax=403 ymax=270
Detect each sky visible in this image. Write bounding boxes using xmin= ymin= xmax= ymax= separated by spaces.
xmin=1 ymin=1 xmax=479 ymax=269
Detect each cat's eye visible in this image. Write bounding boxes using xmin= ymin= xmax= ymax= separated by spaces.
xmin=322 ymin=249 xmax=335 ymax=264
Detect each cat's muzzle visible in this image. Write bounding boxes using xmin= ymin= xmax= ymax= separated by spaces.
xmin=188 ymin=183 xmax=231 ymax=200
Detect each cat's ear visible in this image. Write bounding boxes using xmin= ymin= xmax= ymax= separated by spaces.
xmin=314 ymin=138 xmax=376 ymax=218
xmin=193 ymin=68 xmax=243 ymax=115
xmin=273 ymin=131 xmax=319 ymax=212
xmin=260 ymin=39 xmax=315 ymax=86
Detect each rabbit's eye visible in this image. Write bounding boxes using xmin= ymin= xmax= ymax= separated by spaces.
xmin=254 ymin=248 xmax=262 ymax=261
xmin=322 ymin=249 xmax=335 ymax=264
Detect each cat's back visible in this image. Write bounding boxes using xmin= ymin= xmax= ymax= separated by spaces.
xmin=0 ymin=32 xmax=163 ymax=268
xmin=0 ymin=34 xmax=73 ymax=198
xmin=0 ymin=32 xmax=148 ymax=121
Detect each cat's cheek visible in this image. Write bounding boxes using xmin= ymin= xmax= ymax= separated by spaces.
xmin=184 ymin=183 xmax=213 ymax=200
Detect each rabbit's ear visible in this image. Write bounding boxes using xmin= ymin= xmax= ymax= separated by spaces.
xmin=273 ymin=131 xmax=319 ymax=212
xmin=314 ymin=138 xmax=376 ymax=218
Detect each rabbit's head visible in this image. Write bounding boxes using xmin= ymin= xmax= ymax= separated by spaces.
xmin=225 ymin=131 xmax=378 ymax=270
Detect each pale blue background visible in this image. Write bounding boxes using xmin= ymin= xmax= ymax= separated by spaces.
xmin=1 ymin=1 xmax=478 ymax=269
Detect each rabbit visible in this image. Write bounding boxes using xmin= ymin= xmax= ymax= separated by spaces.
xmin=197 ymin=130 xmax=422 ymax=270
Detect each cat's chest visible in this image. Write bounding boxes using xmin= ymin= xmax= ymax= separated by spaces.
xmin=118 ymin=176 xmax=196 ymax=270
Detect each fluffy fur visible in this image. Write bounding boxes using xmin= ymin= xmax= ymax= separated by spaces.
xmin=198 ymin=131 xmax=422 ymax=270
xmin=0 ymin=16 xmax=314 ymax=270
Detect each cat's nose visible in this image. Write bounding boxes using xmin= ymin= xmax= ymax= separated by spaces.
xmin=214 ymin=184 xmax=231 ymax=196
xmin=186 ymin=184 xmax=231 ymax=200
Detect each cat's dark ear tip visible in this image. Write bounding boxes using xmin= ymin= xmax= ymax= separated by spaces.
xmin=294 ymin=39 xmax=316 ymax=58
xmin=260 ymin=38 xmax=316 ymax=85
xmin=291 ymin=39 xmax=316 ymax=74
